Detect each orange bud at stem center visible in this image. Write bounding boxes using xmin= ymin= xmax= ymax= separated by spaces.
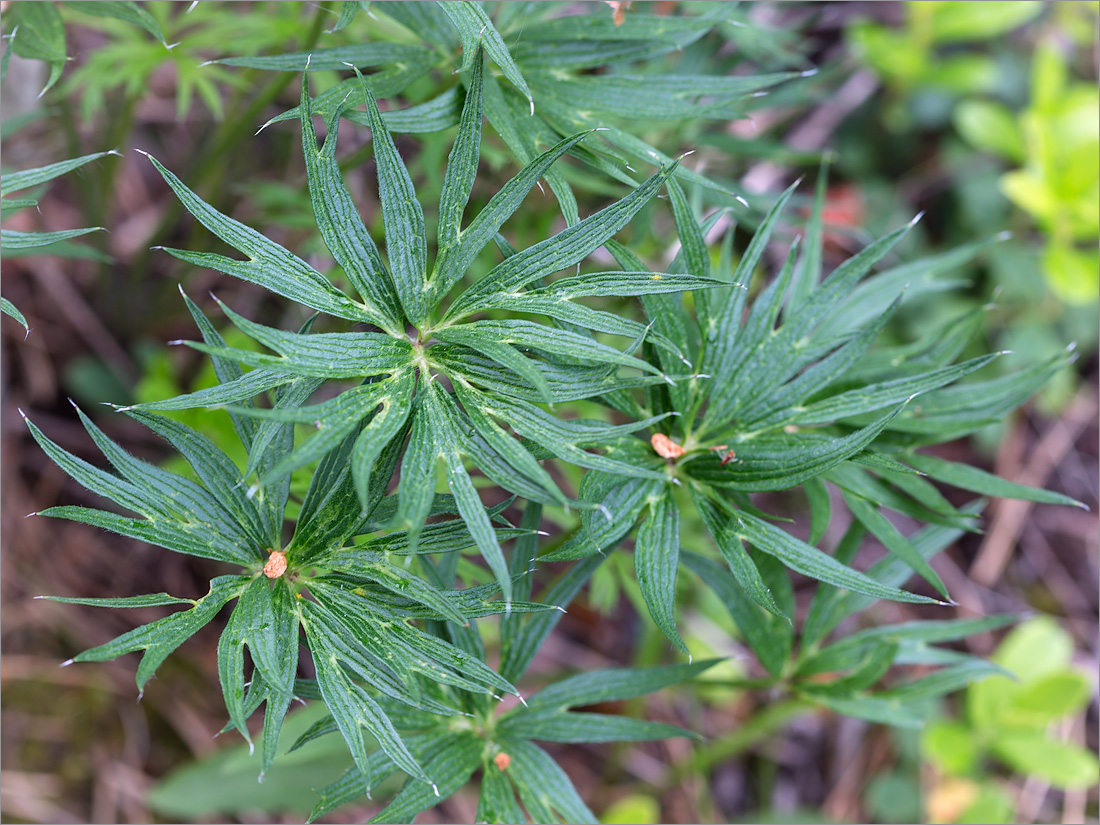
xmin=264 ymin=550 xmax=288 ymax=579
xmin=651 ymin=433 xmax=685 ymax=459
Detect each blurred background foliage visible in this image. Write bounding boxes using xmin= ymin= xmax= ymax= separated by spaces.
xmin=846 ymin=0 xmax=1099 ymax=415
xmin=2 ymin=2 xmax=1097 ymax=823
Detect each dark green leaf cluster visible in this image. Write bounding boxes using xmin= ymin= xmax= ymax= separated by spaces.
xmin=302 ymin=568 xmax=720 ymax=825
xmin=241 ymin=1 xmax=807 ymax=211
xmin=132 ymin=48 xmax=712 ymax=608
xmin=550 ymin=166 xmax=1077 ymax=668
xmin=22 ymin=4 xmax=1086 ymax=822
xmin=25 ymin=384 xmax=548 ymax=788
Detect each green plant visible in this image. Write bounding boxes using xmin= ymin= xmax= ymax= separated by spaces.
xmin=0 ymin=146 xmax=109 ymax=256
xmin=922 ymin=617 xmax=1100 ymax=823
xmin=4 ymin=1 xmax=313 ymax=121
xmin=16 ymin=2 xmax=1090 ymax=822
xmin=1 ymin=25 xmax=112 ymax=330
xmin=954 ymin=35 xmax=1099 ymax=304
xmin=58 ymin=1 xmax=312 ymax=121
xmin=230 ymin=0 xmax=813 ymax=211
xmin=845 ymin=0 xmax=1098 ymax=414
xmin=849 ymin=2 xmax=1045 ymax=104
xmin=850 ymin=0 xmax=1099 ymax=302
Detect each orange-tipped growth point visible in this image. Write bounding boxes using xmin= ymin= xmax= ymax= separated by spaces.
xmin=264 ymin=549 xmax=288 ymax=579
xmin=493 ymin=752 xmax=511 ymax=771
xmin=651 ymin=433 xmax=685 ymax=459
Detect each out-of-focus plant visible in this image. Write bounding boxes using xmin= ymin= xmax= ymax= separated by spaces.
xmin=58 ymin=1 xmax=315 ymax=121
xmin=922 ymin=617 xmax=1100 ymax=824
xmin=851 ymin=2 xmax=1098 ymax=303
xmin=2 ymin=1 xmax=314 ymax=121
xmin=849 ymin=2 xmax=1045 ymax=108
xmin=955 ymin=36 xmax=1099 ymax=304
xmin=846 ymin=1 xmax=1098 ymax=414
xmin=0 ymin=25 xmax=113 ymax=330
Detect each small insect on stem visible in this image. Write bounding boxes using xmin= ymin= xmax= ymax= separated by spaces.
xmin=709 ymin=444 xmax=737 ymax=466
xmin=264 ymin=549 xmax=288 ymax=579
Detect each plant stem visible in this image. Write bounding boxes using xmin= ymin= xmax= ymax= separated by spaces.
xmin=661 ymin=697 xmax=812 ymax=789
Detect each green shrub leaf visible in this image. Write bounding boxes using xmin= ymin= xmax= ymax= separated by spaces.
xmin=440 ymin=1 xmax=531 ymax=112
xmin=74 ymin=576 xmax=248 ymax=694
xmin=736 ymin=513 xmax=944 ymax=605
xmin=349 ymin=66 xmax=428 ymax=327
xmin=634 ymin=493 xmax=687 ymax=653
